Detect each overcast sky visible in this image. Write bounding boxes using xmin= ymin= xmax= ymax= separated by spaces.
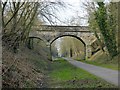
xmin=49 ymin=0 xmax=111 ymax=26
xmin=51 ymin=0 xmax=89 ymax=26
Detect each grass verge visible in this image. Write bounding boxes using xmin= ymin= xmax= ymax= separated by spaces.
xmin=48 ymin=58 xmax=117 ymax=88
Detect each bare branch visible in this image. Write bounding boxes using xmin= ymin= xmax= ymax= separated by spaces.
xmin=4 ymin=2 xmax=25 ymax=28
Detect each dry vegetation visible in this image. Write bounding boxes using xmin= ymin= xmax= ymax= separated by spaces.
xmin=2 ymin=39 xmax=50 ymax=88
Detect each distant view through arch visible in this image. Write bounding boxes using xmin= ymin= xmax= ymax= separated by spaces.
xmin=50 ymin=35 xmax=86 ymax=60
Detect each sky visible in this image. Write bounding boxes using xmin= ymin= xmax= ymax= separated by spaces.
xmin=52 ymin=0 xmax=89 ymax=26
xmin=49 ymin=0 xmax=111 ymax=26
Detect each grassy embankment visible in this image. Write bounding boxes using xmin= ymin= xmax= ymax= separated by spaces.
xmin=76 ymin=50 xmax=119 ymax=70
xmin=48 ymin=58 xmax=117 ymax=88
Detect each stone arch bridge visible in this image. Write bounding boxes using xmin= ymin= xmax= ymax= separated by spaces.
xmin=29 ymin=25 xmax=100 ymax=60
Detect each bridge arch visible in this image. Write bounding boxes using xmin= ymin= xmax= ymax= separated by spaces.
xmin=27 ymin=36 xmax=47 ymax=49
xmin=28 ymin=36 xmax=45 ymax=43
xmin=50 ymin=35 xmax=86 ymax=60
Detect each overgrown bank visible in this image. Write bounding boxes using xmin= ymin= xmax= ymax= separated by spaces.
xmin=2 ymin=40 xmax=51 ymax=88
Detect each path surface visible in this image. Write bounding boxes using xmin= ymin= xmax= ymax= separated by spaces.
xmin=62 ymin=57 xmax=119 ymax=86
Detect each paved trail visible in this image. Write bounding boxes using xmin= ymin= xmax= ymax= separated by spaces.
xmin=63 ymin=57 xmax=119 ymax=86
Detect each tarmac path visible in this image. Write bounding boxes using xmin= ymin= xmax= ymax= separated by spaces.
xmin=63 ymin=57 xmax=119 ymax=86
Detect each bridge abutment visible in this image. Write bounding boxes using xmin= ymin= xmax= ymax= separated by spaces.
xmin=86 ymin=45 xmax=92 ymax=60
xmin=46 ymin=42 xmax=53 ymax=61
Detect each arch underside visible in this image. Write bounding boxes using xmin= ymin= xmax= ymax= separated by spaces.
xmin=50 ymin=35 xmax=86 ymax=46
